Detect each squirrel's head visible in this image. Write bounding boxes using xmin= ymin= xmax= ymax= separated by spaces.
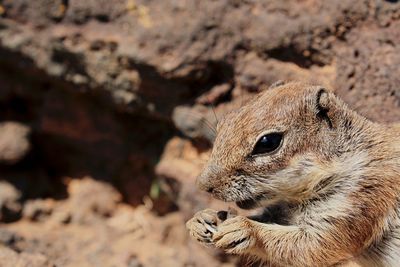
xmin=197 ymin=82 xmax=350 ymax=209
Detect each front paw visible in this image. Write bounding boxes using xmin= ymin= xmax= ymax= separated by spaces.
xmin=186 ymin=209 xmax=218 ymax=246
xmin=213 ymin=216 xmax=256 ymax=254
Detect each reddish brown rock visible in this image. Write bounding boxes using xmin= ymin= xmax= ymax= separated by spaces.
xmin=334 ymin=20 xmax=400 ymax=123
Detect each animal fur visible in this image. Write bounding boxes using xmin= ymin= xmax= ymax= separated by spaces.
xmin=186 ymin=82 xmax=400 ymax=267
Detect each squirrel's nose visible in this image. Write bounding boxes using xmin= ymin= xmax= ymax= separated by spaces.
xmin=205 ymin=186 xmax=214 ymax=193
xmin=200 ymin=183 xmax=214 ymax=194
xmin=196 ymin=173 xmax=214 ymax=194
xmin=196 ymin=164 xmax=221 ymax=194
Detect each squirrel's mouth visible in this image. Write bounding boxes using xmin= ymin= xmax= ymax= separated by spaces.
xmin=235 ymin=194 xmax=267 ymax=210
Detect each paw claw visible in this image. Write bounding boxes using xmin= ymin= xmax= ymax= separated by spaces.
xmin=212 ymin=216 xmax=255 ymax=254
xmin=186 ymin=209 xmax=219 ymax=246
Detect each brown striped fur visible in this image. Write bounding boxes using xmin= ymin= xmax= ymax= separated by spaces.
xmin=186 ymin=82 xmax=400 ymax=267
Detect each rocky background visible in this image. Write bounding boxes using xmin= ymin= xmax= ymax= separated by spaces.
xmin=0 ymin=0 xmax=399 ymax=266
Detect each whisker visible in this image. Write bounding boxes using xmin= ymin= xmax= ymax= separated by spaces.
xmin=183 ymin=111 xmax=217 ymax=134
xmin=201 ymin=118 xmax=217 ymax=135
xmin=240 ymin=87 xmax=244 ymax=108
xmin=210 ymin=104 xmax=219 ymax=126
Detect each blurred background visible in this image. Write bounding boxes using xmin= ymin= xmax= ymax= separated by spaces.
xmin=0 ymin=0 xmax=399 ymax=266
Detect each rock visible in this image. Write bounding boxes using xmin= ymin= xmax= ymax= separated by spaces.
xmin=172 ymin=105 xmax=217 ymax=143
xmin=196 ymin=84 xmax=232 ymax=105
xmin=0 ymin=122 xmax=30 ymax=164
xmin=66 ymin=177 xmax=122 ymax=223
xmin=335 ymin=20 xmax=400 ymax=123
xmin=0 ymin=0 xmax=396 ymax=117
xmin=23 ymin=199 xmax=55 ymax=222
xmin=0 ymin=181 xmax=21 ymax=222
xmin=155 ymin=137 xmax=227 ymax=217
xmin=0 ymin=228 xmax=22 ymax=246
xmin=107 ymin=205 xmax=143 ymax=234
xmin=21 ymin=177 xmax=123 ymax=225
xmin=235 ymin=52 xmax=334 ymax=92
xmin=0 ymin=246 xmax=52 ymax=267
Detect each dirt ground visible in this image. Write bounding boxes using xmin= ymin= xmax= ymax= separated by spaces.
xmin=0 ymin=0 xmax=399 ymax=266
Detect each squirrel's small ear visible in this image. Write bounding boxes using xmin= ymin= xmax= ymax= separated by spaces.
xmin=316 ymin=88 xmax=333 ymax=128
xmin=269 ymin=80 xmax=286 ymax=89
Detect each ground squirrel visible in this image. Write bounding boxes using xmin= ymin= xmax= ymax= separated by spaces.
xmin=186 ymin=82 xmax=400 ymax=267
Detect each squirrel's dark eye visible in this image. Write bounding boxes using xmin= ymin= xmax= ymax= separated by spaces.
xmin=251 ymin=133 xmax=283 ymax=156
